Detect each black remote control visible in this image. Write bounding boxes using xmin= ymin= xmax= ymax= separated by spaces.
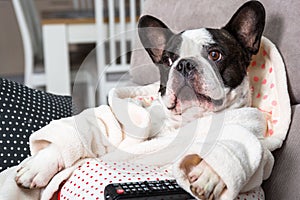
xmin=104 ymin=179 xmax=195 ymax=200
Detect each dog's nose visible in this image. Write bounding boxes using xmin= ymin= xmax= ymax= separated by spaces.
xmin=176 ymin=59 xmax=196 ymax=76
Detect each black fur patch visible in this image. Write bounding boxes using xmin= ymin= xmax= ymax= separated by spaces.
xmin=206 ymin=28 xmax=251 ymax=88
xmin=158 ymin=34 xmax=182 ymax=95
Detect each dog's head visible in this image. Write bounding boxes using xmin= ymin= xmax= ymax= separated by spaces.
xmin=138 ymin=1 xmax=265 ymax=121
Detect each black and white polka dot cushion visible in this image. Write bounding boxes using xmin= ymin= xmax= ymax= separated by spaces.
xmin=0 ymin=78 xmax=74 ymax=172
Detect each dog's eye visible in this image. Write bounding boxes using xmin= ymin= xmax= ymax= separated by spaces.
xmin=162 ymin=54 xmax=174 ymax=67
xmin=166 ymin=57 xmax=173 ymax=66
xmin=208 ymin=50 xmax=222 ymax=62
xmin=162 ymin=56 xmax=172 ymax=67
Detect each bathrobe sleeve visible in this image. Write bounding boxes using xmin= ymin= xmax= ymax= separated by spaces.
xmin=0 ymin=105 xmax=125 ymax=200
xmin=29 ymin=105 xmax=124 ymax=168
xmin=173 ymin=107 xmax=274 ymax=200
xmin=29 ymin=82 xmax=160 ymax=168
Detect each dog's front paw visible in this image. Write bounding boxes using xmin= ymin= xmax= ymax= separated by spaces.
xmin=15 ymin=146 xmax=64 ymax=189
xmin=180 ymin=154 xmax=226 ymax=200
xmin=188 ymin=162 xmax=226 ymax=200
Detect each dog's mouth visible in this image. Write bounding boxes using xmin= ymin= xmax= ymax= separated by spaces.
xmin=165 ymin=83 xmax=224 ymax=115
xmin=167 ymin=90 xmax=213 ymax=110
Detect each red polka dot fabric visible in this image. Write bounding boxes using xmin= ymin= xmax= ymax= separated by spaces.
xmin=59 ymin=160 xmax=263 ymax=200
xmin=248 ymin=37 xmax=290 ymax=139
xmin=236 ymin=187 xmax=265 ymax=200
xmin=249 ymin=48 xmax=277 ymax=137
xmin=59 ymin=159 xmax=172 ymax=200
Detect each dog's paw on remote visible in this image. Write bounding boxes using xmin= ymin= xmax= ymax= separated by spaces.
xmin=15 ymin=145 xmax=64 ymax=189
xmin=180 ymin=154 xmax=226 ymax=200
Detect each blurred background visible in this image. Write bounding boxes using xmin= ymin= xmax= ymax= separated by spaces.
xmin=1 ymin=0 xmax=90 ymax=80
xmin=0 ymin=0 xmax=143 ymax=111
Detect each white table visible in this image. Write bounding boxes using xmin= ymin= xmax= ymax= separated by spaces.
xmin=42 ymin=11 xmax=96 ymax=96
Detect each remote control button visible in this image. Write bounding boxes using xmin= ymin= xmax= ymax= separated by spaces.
xmin=168 ymin=185 xmax=175 ymax=190
xmin=116 ymin=188 xmax=125 ymax=194
xmin=125 ymin=188 xmax=131 ymax=193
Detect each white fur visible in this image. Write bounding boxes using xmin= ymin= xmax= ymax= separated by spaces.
xmin=182 ymin=29 xmax=214 ymax=52
xmin=15 ymin=144 xmax=64 ymax=189
xmin=189 ymin=160 xmax=225 ymax=199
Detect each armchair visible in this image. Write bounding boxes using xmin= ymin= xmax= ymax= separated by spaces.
xmin=1 ymin=1 xmax=299 ymax=199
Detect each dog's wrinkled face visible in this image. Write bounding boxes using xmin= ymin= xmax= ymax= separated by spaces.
xmin=138 ymin=1 xmax=265 ymax=120
xmin=159 ymin=28 xmax=251 ymax=116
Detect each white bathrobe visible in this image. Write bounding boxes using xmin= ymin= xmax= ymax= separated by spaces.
xmin=0 ymin=37 xmax=291 ymax=200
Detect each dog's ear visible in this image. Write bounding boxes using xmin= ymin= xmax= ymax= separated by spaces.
xmin=138 ymin=15 xmax=174 ymax=64
xmin=223 ymin=1 xmax=265 ymax=55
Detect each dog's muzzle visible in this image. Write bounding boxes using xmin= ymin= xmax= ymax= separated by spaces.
xmin=164 ymin=57 xmax=227 ymax=114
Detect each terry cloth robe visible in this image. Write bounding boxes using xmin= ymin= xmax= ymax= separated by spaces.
xmin=0 ymin=37 xmax=291 ymax=200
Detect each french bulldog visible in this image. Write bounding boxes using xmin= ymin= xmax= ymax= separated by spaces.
xmin=138 ymin=1 xmax=265 ymax=199
xmin=15 ymin=1 xmax=265 ymax=200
